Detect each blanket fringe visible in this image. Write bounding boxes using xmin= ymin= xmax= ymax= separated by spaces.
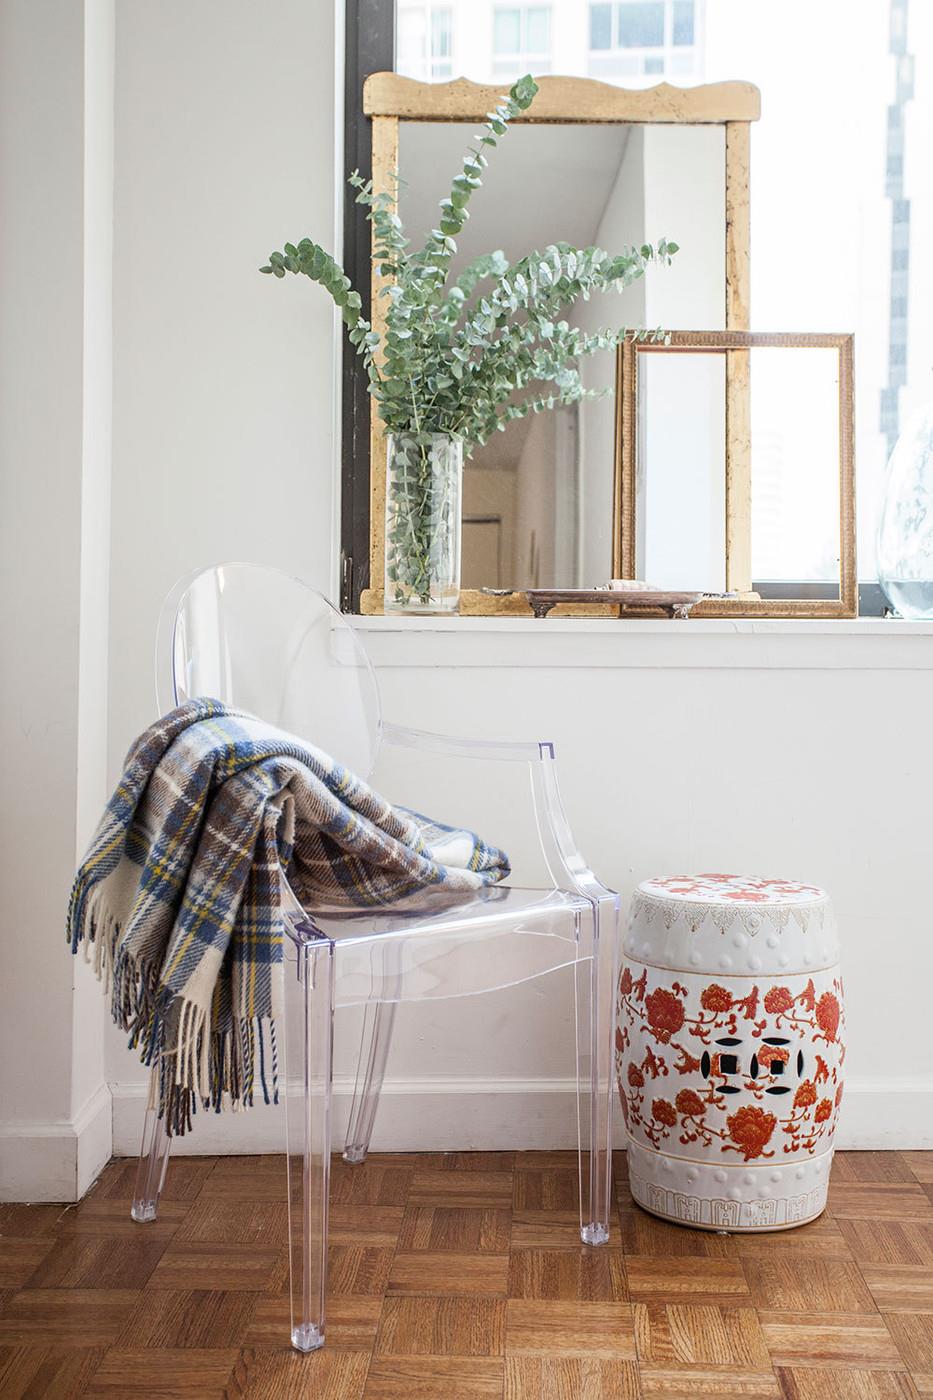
xmin=69 ymin=884 xmax=279 ymax=1136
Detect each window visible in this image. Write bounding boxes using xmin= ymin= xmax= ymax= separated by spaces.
xmin=397 ymin=3 xmax=455 ymax=80
xmin=588 ymin=0 xmax=701 ymax=80
xmin=343 ymin=2 xmax=932 ymax=611
xmin=492 ymin=5 xmax=552 ymax=76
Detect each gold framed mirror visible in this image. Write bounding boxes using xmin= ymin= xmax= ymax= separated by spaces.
xmin=359 ymin=73 xmax=760 ymax=617
xmin=615 ymin=330 xmax=857 ymax=618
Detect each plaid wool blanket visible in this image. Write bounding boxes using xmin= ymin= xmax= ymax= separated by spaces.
xmin=67 ymin=698 xmax=509 ymax=1133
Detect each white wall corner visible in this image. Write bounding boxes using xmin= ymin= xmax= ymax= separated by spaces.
xmin=0 ymin=1082 xmax=112 ymax=1203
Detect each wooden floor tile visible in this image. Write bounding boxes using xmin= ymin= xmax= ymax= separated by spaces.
xmin=633 ymin=1301 xmax=771 ymax=1368
xmin=374 ymin=1295 xmax=506 ymax=1356
xmin=26 ymin=1236 xmax=167 ymax=1290
xmin=244 ymin=1294 xmax=382 ymax=1351
xmin=146 ymin=1241 xmax=281 ymax=1291
xmin=508 ymin=1248 xmax=627 ymax=1301
xmin=330 ymin=1164 xmax=413 ymax=1208
xmin=620 ymin=1208 xmax=732 ymax=1259
xmin=624 ymin=1257 xmax=750 ymax=1303
xmin=328 ymin=1245 xmax=395 ymax=1297
xmin=828 ymin=1183 xmax=933 ymax=1221
xmin=0 ymin=1204 xmax=67 ymax=1237
xmin=1 ymin=1148 xmax=930 ymax=1396
xmin=504 ymin=1355 xmax=641 ymax=1398
xmin=505 ymin=1299 xmax=636 ymax=1358
xmin=514 ymin=1151 xmax=580 ymax=1172
xmin=884 ymin=1312 xmax=933 ymax=1373
xmin=388 ymin=1250 xmax=509 ymax=1296
xmin=759 ymin=1312 xmax=903 ymax=1369
xmin=838 ymin=1220 xmax=933 ymax=1267
xmin=638 ymin=1366 xmax=782 ymax=1396
xmin=116 ymin=1287 xmax=260 ymax=1348
xmin=408 ymin=1170 xmax=512 ymax=1209
xmin=862 ymin=1266 xmax=933 ymax=1313
xmin=438 ymin=1151 xmax=516 ymax=1172
xmin=727 ymin=1216 xmax=854 ymax=1261
xmin=0 ymin=1289 xmax=141 ymax=1346
xmin=831 ymin=1154 xmax=917 ymax=1184
xmin=0 ymin=1238 xmax=57 ymax=1288
xmin=513 ymin=1168 xmax=579 ymax=1212
xmin=84 ymin=1345 xmax=239 ymax=1397
xmin=741 ymin=1259 xmax=876 ymax=1313
xmin=172 ymin=1200 xmax=288 ymax=1247
xmin=903 ymin=1154 xmax=933 ymax=1184
xmin=90 ymin=1157 xmax=216 ymax=1202
xmin=0 ymin=1343 xmax=105 ymax=1399
xmin=235 ymin=1346 xmax=371 ymax=1399
xmin=329 ymin=1205 xmax=405 ymax=1248
xmin=511 ymin=1212 xmax=621 ymax=1250
xmin=200 ymin=1157 xmax=286 ymax=1202
xmin=364 ymin=1355 xmax=504 ymax=1398
xmin=56 ymin=1199 xmax=190 ymax=1242
xmin=774 ymin=1366 xmax=916 ymax=1398
xmin=397 ymin=1206 xmax=510 ymax=1253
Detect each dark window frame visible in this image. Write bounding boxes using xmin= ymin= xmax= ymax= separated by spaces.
xmin=341 ymin=0 xmax=394 ymax=610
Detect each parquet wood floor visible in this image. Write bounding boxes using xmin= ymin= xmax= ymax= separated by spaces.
xmin=0 ymin=1151 xmax=931 ymax=1398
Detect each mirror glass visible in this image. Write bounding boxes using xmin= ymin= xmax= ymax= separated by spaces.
xmin=633 ymin=346 xmax=843 ymax=593
xmin=397 ymin=120 xmax=726 ymax=589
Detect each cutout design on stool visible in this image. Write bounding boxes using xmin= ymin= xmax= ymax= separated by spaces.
xmin=617 ymin=969 xmax=844 ymax=1160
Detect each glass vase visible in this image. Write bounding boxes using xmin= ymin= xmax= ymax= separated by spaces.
xmin=877 ymin=401 xmax=933 ymax=619
xmin=384 ymin=431 xmax=462 ymax=614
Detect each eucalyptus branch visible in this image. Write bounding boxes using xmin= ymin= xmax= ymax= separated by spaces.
xmin=261 ymin=72 xmax=678 ymax=600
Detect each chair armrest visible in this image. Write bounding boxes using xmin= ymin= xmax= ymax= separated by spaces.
xmin=382 ymin=720 xmax=615 ymax=903
xmin=382 ymin=720 xmax=551 ymax=763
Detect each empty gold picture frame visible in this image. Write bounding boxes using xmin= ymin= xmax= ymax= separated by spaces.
xmin=358 ymin=74 xmax=760 ymax=617
xmin=614 ymin=330 xmax=857 ymax=619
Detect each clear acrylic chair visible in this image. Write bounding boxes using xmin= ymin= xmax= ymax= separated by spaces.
xmin=131 ymin=563 xmax=620 ymax=1353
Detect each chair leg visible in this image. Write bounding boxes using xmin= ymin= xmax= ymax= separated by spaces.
xmin=575 ymin=895 xmax=620 ymax=1246
xmin=285 ymin=929 xmax=335 ymax=1354
xmin=343 ymin=999 xmax=398 ymax=1164
xmin=131 ymin=1061 xmax=172 ymax=1223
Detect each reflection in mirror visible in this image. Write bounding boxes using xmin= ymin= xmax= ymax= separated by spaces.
xmin=637 ymin=353 xmax=726 ymax=592
xmin=397 ymin=120 xmax=725 ymax=588
xmin=750 ymin=348 xmax=841 ymax=587
xmin=632 ymin=347 xmax=843 ymax=594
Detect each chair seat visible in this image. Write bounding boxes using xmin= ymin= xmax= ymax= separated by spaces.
xmin=305 ymin=882 xmax=591 ymax=941
xmin=291 ymin=883 xmax=596 ymax=1008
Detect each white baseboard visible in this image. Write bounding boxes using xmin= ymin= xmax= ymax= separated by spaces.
xmin=109 ymin=1074 xmax=933 ymax=1158
xmin=0 ymin=1082 xmax=112 ymax=1202
xmin=6 ymin=1076 xmax=927 ymax=1200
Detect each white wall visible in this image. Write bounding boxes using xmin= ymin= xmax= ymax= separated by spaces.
xmin=0 ymin=0 xmax=113 ymax=1200
xmin=109 ymin=618 xmax=933 ymax=1158
xmin=4 ymin=3 xmax=933 ymax=1197
xmin=107 ymin=0 xmax=339 ymax=778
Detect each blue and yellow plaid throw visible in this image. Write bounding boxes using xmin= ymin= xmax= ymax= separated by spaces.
xmin=67 ymin=698 xmax=510 ymax=1133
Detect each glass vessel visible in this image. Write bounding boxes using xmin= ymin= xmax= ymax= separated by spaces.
xmin=877 ymin=402 xmax=933 ymax=619
xmin=385 ymin=431 xmax=462 ymax=614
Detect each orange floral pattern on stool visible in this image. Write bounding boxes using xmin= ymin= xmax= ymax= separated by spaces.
xmin=617 ymin=967 xmax=845 ymax=1161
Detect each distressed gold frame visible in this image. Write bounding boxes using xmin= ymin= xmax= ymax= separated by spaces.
xmin=614 ymin=330 xmax=857 ymax=618
xmin=358 ymin=73 xmax=760 ymax=617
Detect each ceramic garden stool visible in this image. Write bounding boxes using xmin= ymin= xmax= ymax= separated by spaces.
xmin=616 ymin=875 xmax=845 ymax=1232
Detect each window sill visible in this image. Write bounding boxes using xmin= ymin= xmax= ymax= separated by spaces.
xmin=351 ymin=613 xmax=933 ymax=669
